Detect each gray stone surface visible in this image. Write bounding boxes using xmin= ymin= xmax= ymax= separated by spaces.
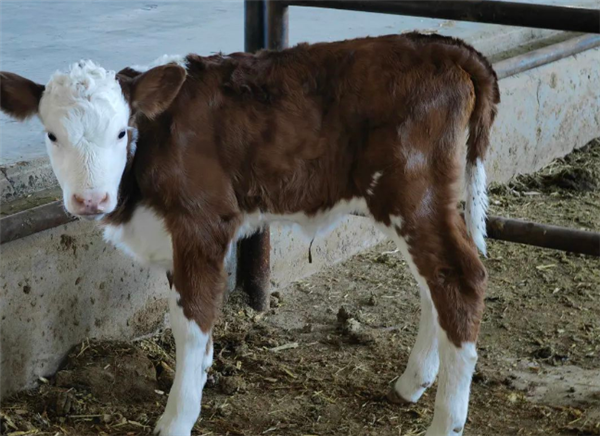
xmin=1 ymin=221 xmax=169 ymax=395
xmin=0 ymin=220 xmax=237 ymax=396
xmin=489 ymin=47 xmax=600 ymax=183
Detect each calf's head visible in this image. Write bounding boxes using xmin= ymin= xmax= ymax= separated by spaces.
xmin=1 ymin=60 xmax=186 ymax=219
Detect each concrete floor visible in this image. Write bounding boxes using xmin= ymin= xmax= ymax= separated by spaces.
xmin=1 ymin=0 xmax=596 ymax=165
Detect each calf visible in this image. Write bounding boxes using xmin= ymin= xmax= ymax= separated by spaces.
xmin=1 ymin=32 xmax=499 ymax=436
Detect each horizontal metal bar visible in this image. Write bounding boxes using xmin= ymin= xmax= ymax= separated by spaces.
xmin=1 ymin=201 xmax=74 ymax=244
xmin=350 ymin=212 xmax=599 ymax=256
xmin=3 ymin=199 xmax=597 ymax=257
xmin=285 ymin=1 xmax=600 ymax=34
xmin=495 ymin=34 xmax=600 ymax=79
xmin=486 ymin=215 xmax=600 ymax=256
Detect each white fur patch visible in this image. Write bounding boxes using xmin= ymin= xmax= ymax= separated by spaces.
xmin=236 ymin=198 xmax=370 ymax=241
xmin=403 ymin=148 xmax=427 ymax=171
xmin=394 ymin=283 xmax=440 ymax=402
xmin=389 ymin=215 xmax=404 ymax=233
xmin=131 ymin=54 xmax=188 ymax=73
xmin=367 ymin=171 xmax=383 ymax=196
xmin=103 ymin=206 xmax=173 ymax=270
xmin=381 ymin=222 xmax=440 ymax=403
xmin=427 ymin=337 xmax=477 ymax=436
xmin=155 ymin=290 xmax=212 ymax=436
xmin=416 ymin=187 xmax=434 ymax=219
xmin=465 ymin=158 xmax=488 ymax=256
xmin=39 ymin=60 xmax=130 ymax=215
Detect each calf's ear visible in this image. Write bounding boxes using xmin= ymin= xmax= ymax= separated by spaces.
xmin=0 ymin=72 xmax=45 ymax=120
xmin=118 ymin=64 xmax=186 ymax=119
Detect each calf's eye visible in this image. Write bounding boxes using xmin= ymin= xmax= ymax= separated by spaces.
xmin=48 ymin=133 xmax=57 ymax=142
xmin=118 ymin=130 xmax=127 ymax=139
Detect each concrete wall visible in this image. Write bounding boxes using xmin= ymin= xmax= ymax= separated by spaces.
xmin=0 ymin=222 xmax=237 ymax=396
xmin=1 ymin=222 xmax=168 ymax=395
xmin=489 ymin=48 xmax=600 ymax=183
xmin=270 ymin=217 xmax=386 ymax=290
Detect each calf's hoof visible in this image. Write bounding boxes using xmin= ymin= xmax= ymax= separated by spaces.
xmin=154 ymin=412 xmax=192 ymax=436
xmin=386 ymin=383 xmax=411 ymax=405
xmin=425 ymin=422 xmax=464 ymax=436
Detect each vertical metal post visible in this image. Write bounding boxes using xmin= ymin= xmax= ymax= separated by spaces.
xmin=245 ymin=0 xmax=266 ymax=53
xmin=267 ymin=1 xmax=289 ymax=50
xmin=239 ymin=229 xmax=271 ymax=311
xmin=240 ymin=0 xmax=271 ymax=312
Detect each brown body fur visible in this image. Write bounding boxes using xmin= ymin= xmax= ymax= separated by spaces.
xmin=0 ymin=32 xmax=499 ymax=347
xmin=110 ymin=33 xmax=499 ymax=345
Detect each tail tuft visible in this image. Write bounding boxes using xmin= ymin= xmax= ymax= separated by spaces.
xmin=465 ymin=159 xmax=488 ymax=256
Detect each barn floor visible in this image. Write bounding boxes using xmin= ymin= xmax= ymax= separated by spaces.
xmin=2 ymin=140 xmax=599 ymax=436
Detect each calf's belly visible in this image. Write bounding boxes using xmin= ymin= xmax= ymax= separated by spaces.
xmin=103 ymin=198 xmax=370 ymax=272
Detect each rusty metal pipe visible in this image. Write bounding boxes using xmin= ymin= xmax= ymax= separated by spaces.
xmin=495 ymin=34 xmax=600 ymax=80
xmin=245 ymin=0 xmax=266 ymax=53
xmin=0 ymin=201 xmax=75 ymax=244
xmin=238 ymin=230 xmax=272 ymax=311
xmin=349 ymin=212 xmax=600 ymax=256
xmin=486 ymin=215 xmax=600 ymax=257
xmin=267 ymin=1 xmax=289 ymax=50
xmin=284 ymin=0 xmax=600 ymax=34
xmin=238 ymin=0 xmax=290 ymax=311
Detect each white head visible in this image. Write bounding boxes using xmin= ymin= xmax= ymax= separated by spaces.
xmin=1 ymin=60 xmax=186 ymax=219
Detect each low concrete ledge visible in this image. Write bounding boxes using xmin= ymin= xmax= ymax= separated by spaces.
xmin=0 ymin=221 xmax=237 ymax=397
xmin=1 ymin=42 xmax=599 ymax=397
xmin=489 ymin=45 xmax=600 ymax=183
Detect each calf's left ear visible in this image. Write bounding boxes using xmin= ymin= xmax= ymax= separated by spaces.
xmin=0 ymin=72 xmax=45 ymax=120
xmin=118 ymin=64 xmax=186 ymax=119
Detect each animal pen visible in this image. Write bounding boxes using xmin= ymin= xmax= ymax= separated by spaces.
xmin=1 ymin=1 xmax=598 ymax=299
xmin=1 ymin=1 xmax=599 ymax=436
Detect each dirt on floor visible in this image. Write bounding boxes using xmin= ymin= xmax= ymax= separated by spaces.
xmin=1 ymin=140 xmax=599 ymax=436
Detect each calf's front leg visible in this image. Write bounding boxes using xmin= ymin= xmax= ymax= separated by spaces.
xmin=154 ymin=286 xmax=214 ymax=436
xmin=154 ymin=230 xmax=229 ymax=436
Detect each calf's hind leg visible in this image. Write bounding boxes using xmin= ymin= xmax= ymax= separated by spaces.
xmin=384 ymin=237 xmax=440 ymax=404
xmin=400 ymin=216 xmax=486 ymax=436
xmin=372 ymin=206 xmax=485 ymax=434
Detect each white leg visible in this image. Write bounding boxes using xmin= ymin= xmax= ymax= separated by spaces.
xmin=381 ymin=225 xmax=440 ymax=403
xmin=154 ymin=290 xmax=213 ymax=436
xmin=392 ymin=284 xmax=439 ymax=402
xmin=426 ymin=333 xmax=477 ymax=436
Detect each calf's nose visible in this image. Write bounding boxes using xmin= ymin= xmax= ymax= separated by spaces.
xmin=72 ymin=192 xmax=109 ymax=215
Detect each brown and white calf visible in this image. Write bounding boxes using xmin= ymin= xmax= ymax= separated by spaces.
xmin=1 ymin=32 xmax=499 ymax=436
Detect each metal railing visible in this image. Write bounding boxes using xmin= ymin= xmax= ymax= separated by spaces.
xmin=285 ymin=1 xmax=600 ymax=33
